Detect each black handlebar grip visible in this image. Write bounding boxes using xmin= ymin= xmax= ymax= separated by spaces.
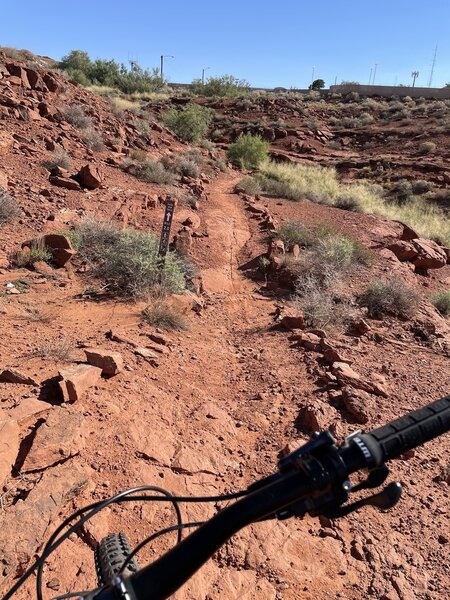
xmin=362 ymin=395 xmax=450 ymax=463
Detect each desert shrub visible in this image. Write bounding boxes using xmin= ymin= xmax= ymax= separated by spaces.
xmin=190 ymin=75 xmax=250 ymax=97
xmin=236 ymin=176 xmax=261 ymax=195
xmin=76 ymin=218 xmax=119 ymax=261
xmin=0 ymin=188 xmax=20 ymax=224
xmin=62 ymin=104 xmax=92 ymax=129
xmin=163 ymin=104 xmax=213 ymax=143
xmin=260 ymin=162 xmax=340 ymax=203
xmin=227 ymin=134 xmax=269 ymax=169
xmin=141 ymin=301 xmax=188 ymax=330
xmin=277 ymin=221 xmax=315 ymax=248
xmin=0 ymin=46 xmax=36 ymax=61
xmin=431 ymin=290 xmax=450 ymax=316
xmin=293 ymin=277 xmax=353 ymax=329
xmin=170 ymin=157 xmax=200 ymax=178
xmin=334 ymin=194 xmax=362 ymax=212
xmin=411 ymin=180 xmax=432 ymax=194
xmin=42 ymin=149 xmax=71 ymax=171
xmin=430 ymin=189 xmax=450 ymax=209
xmin=419 ymin=141 xmax=436 ymax=155
xmin=122 ymin=158 xmax=176 ymax=185
xmin=81 ymin=128 xmax=105 ymax=151
xmin=358 ymin=278 xmax=419 ymax=319
xmin=76 ymin=222 xmax=186 ymax=298
xmin=388 ymin=180 xmax=414 ymax=203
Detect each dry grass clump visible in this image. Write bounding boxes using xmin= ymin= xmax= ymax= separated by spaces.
xmin=277 ymin=221 xmax=315 ymax=248
xmin=431 ymin=290 xmax=450 ymax=316
xmin=141 ymin=301 xmax=188 ymax=331
xmin=81 ymin=128 xmax=105 ymax=151
xmin=286 ymin=225 xmax=369 ymax=329
xmin=0 ymin=188 xmax=20 ymax=224
xmin=236 ymin=176 xmax=262 ymax=195
xmin=42 ymin=149 xmax=71 ymax=171
xmin=358 ymin=278 xmax=419 ymax=319
xmin=18 ymin=305 xmax=55 ymax=323
xmin=257 ymin=162 xmax=450 ymax=245
xmin=33 ymin=338 xmax=74 ymax=362
xmin=62 ymin=104 xmax=92 ymax=129
xmin=121 ymin=157 xmax=176 ymax=185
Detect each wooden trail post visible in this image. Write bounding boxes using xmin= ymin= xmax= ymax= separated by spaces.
xmin=158 ymin=199 xmax=176 ymax=259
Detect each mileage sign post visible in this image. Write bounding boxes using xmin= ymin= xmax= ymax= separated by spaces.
xmin=158 ymin=199 xmax=176 ymax=258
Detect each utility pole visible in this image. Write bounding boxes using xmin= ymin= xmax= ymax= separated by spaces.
xmin=311 ymin=66 xmax=315 ymax=85
xmin=202 ymin=67 xmax=210 ymax=85
xmin=160 ymin=54 xmax=174 ymax=80
xmin=368 ymin=68 xmax=373 ymax=85
xmin=428 ymin=45 xmax=437 ymax=87
xmin=372 ymin=63 xmax=378 ymax=85
xmin=334 ymin=75 xmax=337 ymax=85
xmin=411 ymin=70 xmax=419 ymax=87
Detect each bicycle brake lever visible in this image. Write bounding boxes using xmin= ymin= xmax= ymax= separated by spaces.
xmin=323 ymin=481 xmax=402 ymax=518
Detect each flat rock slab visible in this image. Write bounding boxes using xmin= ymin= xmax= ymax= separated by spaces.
xmin=0 ymin=368 xmax=38 ymax=385
xmin=0 ymin=463 xmax=88 ymax=586
xmin=84 ymin=347 xmax=123 ymax=376
xmin=0 ymin=420 xmax=20 ymax=485
xmin=8 ymin=398 xmax=52 ymax=426
xmin=21 ymin=408 xmax=85 ymax=472
xmin=59 ymin=363 xmax=102 ymax=402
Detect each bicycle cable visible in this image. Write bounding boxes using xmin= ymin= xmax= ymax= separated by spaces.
xmin=3 ymin=485 xmax=247 ymax=600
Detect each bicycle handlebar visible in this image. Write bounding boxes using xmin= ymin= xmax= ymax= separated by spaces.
xmin=85 ymin=396 xmax=450 ymax=600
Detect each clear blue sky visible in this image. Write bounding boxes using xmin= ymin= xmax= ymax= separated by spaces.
xmin=1 ymin=0 xmax=449 ymax=88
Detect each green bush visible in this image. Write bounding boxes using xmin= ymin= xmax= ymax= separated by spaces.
xmin=163 ymin=104 xmax=213 ymax=143
xmin=141 ymin=301 xmax=188 ymax=330
xmin=431 ymin=290 xmax=450 ymax=316
xmin=358 ymin=279 xmax=419 ymax=319
xmin=191 ymin=75 xmax=250 ymax=97
xmin=419 ymin=141 xmax=436 ymax=155
xmin=0 ymin=188 xmax=20 ymax=224
xmin=227 ymin=134 xmax=269 ymax=169
xmin=76 ymin=220 xmax=186 ymax=298
xmin=277 ymin=221 xmax=315 ymax=248
xmin=58 ymin=50 xmax=166 ymax=94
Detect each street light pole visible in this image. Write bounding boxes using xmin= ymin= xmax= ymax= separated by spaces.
xmin=311 ymin=66 xmax=315 ymax=85
xmin=202 ymin=67 xmax=210 ymax=85
xmin=411 ymin=70 xmax=419 ymax=87
xmin=372 ymin=63 xmax=378 ymax=85
xmin=160 ymin=55 xmax=174 ymax=80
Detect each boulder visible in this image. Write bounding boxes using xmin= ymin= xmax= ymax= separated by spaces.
xmin=0 ymin=420 xmax=20 ymax=485
xmin=297 ymin=401 xmax=338 ymax=433
xmin=84 ymin=348 xmax=123 ymax=376
xmin=76 ymin=164 xmax=103 ymax=189
xmin=280 ymin=309 xmax=305 ymax=330
xmin=43 ymin=73 xmax=60 ymax=92
xmin=174 ymin=229 xmax=193 ymax=255
xmin=25 ymin=68 xmax=46 ymax=91
xmin=411 ymin=238 xmax=447 ymax=272
xmin=39 ymin=233 xmax=76 ymax=267
xmin=387 ymin=241 xmax=418 ymax=262
xmin=49 ymin=175 xmax=82 ymax=191
xmin=341 ymin=388 xmax=372 ymax=424
xmin=332 ymin=362 xmax=388 ymax=397
xmin=297 ymin=331 xmax=322 ymax=351
xmin=58 ymin=364 xmax=102 ymax=402
xmin=5 ymin=63 xmax=30 ymax=88
xmin=21 ymin=408 xmax=85 ymax=472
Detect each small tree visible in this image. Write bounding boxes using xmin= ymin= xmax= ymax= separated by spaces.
xmin=191 ymin=74 xmax=250 ymax=97
xmin=163 ymin=104 xmax=213 ymax=143
xmin=309 ymin=79 xmax=325 ymax=91
xmin=227 ymin=134 xmax=269 ymax=169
